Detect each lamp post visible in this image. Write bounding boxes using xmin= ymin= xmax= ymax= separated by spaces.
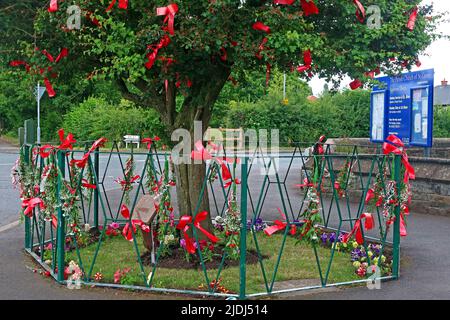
xmin=34 ymin=83 xmax=46 ymax=144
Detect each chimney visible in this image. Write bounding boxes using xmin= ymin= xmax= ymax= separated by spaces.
xmin=442 ymin=79 xmax=448 ymax=86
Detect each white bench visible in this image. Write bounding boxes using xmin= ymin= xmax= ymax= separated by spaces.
xmin=123 ymin=135 xmax=140 ymax=149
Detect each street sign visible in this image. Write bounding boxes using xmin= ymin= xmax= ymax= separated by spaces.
xmin=371 ymin=69 xmax=434 ymax=147
xmin=35 ymin=86 xmax=46 ymax=101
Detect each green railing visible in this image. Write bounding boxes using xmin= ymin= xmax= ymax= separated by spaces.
xmin=19 ymin=140 xmax=405 ymax=299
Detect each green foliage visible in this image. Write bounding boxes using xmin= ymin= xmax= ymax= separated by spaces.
xmin=215 ymin=70 xmax=370 ymax=144
xmin=63 ymin=97 xmax=166 ymax=143
xmin=434 ymin=106 xmax=450 ymax=138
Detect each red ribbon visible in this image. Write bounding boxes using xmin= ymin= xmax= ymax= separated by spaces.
xmin=106 ymin=0 xmax=129 ymax=12
xmin=264 ymin=208 xmax=297 ymax=236
xmin=296 ymin=49 xmax=312 ymax=73
xmin=407 ymin=6 xmax=418 ymax=31
xmin=382 ymin=135 xmax=415 ymax=182
xmin=89 ymin=137 xmax=108 ymax=153
xmin=352 ymin=0 xmax=366 ymax=23
xmin=191 ymin=140 xmax=237 ymax=184
xmin=350 ymin=79 xmax=362 ymax=90
xmin=264 ymin=220 xmax=287 ymax=236
xmin=365 ymin=188 xmax=375 ymax=204
xmin=252 ymin=21 xmax=271 ymax=34
xmin=142 ymin=136 xmax=161 ymax=150
xmin=314 ymin=135 xmax=326 ymax=155
xmin=120 ymin=204 xmax=150 ymax=241
xmin=177 ymin=211 xmax=218 ymax=254
xmin=342 ymin=213 xmax=374 ymax=245
xmin=48 ymin=0 xmax=58 ymax=12
xmin=41 ymin=48 xmax=69 ymax=98
xmin=296 ymin=177 xmax=314 ymax=189
xmin=145 ymin=35 xmax=171 ymax=69
xmin=10 ymin=60 xmax=31 ymax=72
xmin=157 ymin=4 xmax=179 ymax=35
xmin=22 ymin=198 xmax=44 ymax=217
xmin=300 ymin=0 xmax=319 ymax=16
xmin=57 ymin=129 xmax=77 ymax=150
xmin=39 ymin=145 xmax=55 ymax=159
xmin=81 ymin=179 xmax=96 ymax=189
xmin=387 ymin=212 xmax=408 ymax=237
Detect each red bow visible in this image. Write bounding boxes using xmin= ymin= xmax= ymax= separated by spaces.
xmin=352 ymin=0 xmax=366 ymax=23
xmin=40 ymin=48 xmax=69 ymax=98
xmin=382 ymin=135 xmax=415 ymax=183
xmin=176 ymin=211 xmax=219 ymax=254
xmin=120 ymin=205 xmax=150 ymax=241
xmin=191 ymin=140 xmax=237 ymax=183
xmin=342 ymin=212 xmax=374 ymax=244
xmin=157 ymin=4 xmax=179 ymax=35
xmin=145 ymin=35 xmax=171 ymax=69
xmin=142 ymin=136 xmax=161 ymax=150
xmin=264 ymin=208 xmax=296 ymax=236
xmin=106 ymin=0 xmax=128 ymax=12
xmin=22 ymin=198 xmax=44 ymax=217
xmin=48 ymin=0 xmax=58 ymax=12
xmin=406 ymin=6 xmax=418 ymax=31
xmin=57 ymin=129 xmax=76 ymax=150
xmin=296 ymin=49 xmax=312 ymax=73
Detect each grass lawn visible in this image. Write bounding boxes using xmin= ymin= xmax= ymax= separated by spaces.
xmin=66 ymin=232 xmax=359 ymax=295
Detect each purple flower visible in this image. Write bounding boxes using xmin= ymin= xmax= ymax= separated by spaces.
xmin=180 ymin=239 xmax=186 ymax=249
xmin=338 ymin=233 xmax=345 ymax=243
xmin=320 ymin=233 xmax=328 ymax=244
xmin=329 ymin=233 xmax=336 ymax=243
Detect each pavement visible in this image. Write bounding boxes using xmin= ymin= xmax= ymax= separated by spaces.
xmin=1 ymin=138 xmax=450 ymax=300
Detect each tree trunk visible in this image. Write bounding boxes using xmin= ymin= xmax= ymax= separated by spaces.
xmin=170 ymin=65 xmax=232 ymax=234
xmin=117 ymin=62 xmax=231 ymax=234
xmin=174 ymin=161 xmax=212 ymax=233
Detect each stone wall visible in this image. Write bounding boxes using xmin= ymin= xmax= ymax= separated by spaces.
xmin=329 ymin=138 xmax=450 ymax=216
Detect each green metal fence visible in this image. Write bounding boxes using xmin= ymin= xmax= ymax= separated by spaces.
xmin=19 ymin=140 xmax=405 ymax=299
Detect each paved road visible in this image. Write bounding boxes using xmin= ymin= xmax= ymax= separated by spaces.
xmin=1 ymin=140 xmax=450 ymax=299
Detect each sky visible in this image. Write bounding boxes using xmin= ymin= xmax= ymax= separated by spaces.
xmin=308 ymin=0 xmax=450 ymax=96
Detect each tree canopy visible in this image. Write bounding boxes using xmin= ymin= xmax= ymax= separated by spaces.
xmin=2 ymin=0 xmax=440 ymax=133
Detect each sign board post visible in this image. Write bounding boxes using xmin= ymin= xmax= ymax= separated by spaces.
xmin=370 ymin=69 xmax=434 ymax=150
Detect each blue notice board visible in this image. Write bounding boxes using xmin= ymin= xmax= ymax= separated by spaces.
xmin=371 ymin=69 xmax=434 ymax=147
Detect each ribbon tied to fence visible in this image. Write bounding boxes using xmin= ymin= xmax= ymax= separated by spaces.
xmin=176 ymin=211 xmax=219 ymax=254
xmin=342 ymin=212 xmax=374 ymax=245
xmin=120 ymin=205 xmax=150 ymax=241
xmin=382 ymin=134 xmax=415 ymax=183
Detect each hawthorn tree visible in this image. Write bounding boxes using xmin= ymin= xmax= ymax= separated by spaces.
xmin=7 ymin=0 xmax=439 ymax=223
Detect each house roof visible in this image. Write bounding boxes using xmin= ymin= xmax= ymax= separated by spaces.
xmin=434 ymin=80 xmax=450 ymax=106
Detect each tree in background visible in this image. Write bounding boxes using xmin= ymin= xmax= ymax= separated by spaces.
xmin=4 ymin=0 xmax=439 ymax=222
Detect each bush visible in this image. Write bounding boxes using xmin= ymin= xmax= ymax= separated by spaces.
xmin=434 ymin=106 xmax=450 ymax=138
xmin=63 ymin=97 xmax=166 ymax=143
xmin=219 ymin=72 xmax=371 ymax=145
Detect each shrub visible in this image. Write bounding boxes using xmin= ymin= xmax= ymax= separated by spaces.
xmin=63 ymin=97 xmax=166 ymax=143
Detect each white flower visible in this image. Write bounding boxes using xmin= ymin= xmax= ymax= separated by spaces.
xmin=84 ymin=224 xmax=90 ymax=232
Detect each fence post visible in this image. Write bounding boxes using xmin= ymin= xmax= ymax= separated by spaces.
xmin=93 ymin=147 xmax=100 ymax=229
xmin=23 ymin=145 xmax=31 ymax=250
xmin=392 ymin=154 xmax=402 ymax=278
xmin=239 ymin=156 xmax=248 ymax=300
xmin=56 ymin=150 xmax=66 ymax=282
